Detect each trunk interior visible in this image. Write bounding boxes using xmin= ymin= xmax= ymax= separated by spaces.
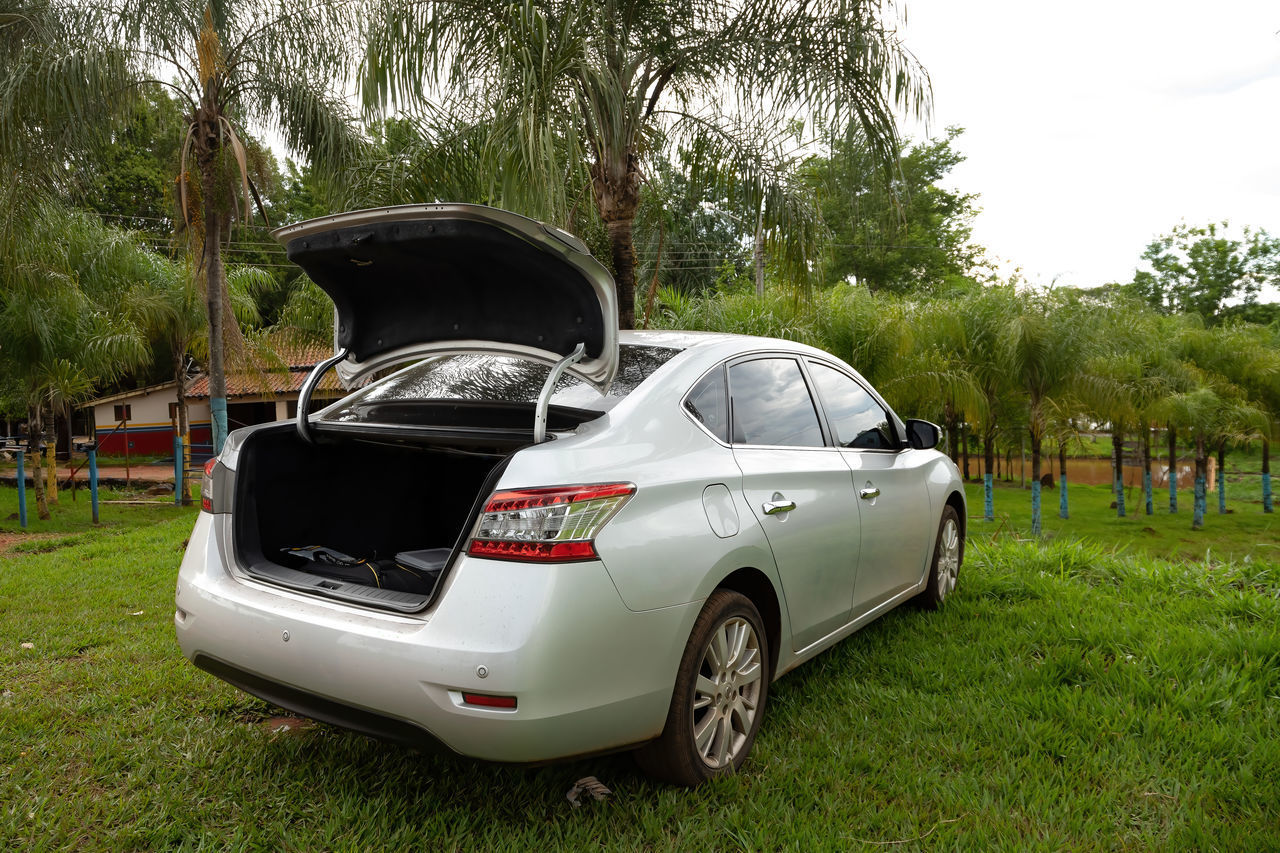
xmin=232 ymin=425 xmax=507 ymax=613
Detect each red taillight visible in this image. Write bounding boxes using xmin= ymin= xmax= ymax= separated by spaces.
xmin=467 ymin=483 xmax=635 ymax=563
xmin=461 ymin=692 xmax=517 ymax=709
xmin=200 ymin=458 xmax=216 ymax=512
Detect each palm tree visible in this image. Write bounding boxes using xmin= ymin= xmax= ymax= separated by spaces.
xmin=0 ymin=204 xmax=154 ymax=518
xmin=6 ymin=0 xmax=366 ymax=452
xmin=363 ymin=0 xmax=930 ymax=328
xmin=1181 ymin=322 xmax=1280 ymax=515
xmin=950 ymin=285 xmax=1020 ymax=521
xmin=999 ymin=289 xmax=1094 ymax=536
xmin=1156 ymin=323 xmax=1270 ymax=529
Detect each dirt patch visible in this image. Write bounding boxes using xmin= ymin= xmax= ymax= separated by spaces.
xmin=0 ymin=532 xmax=60 ymax=554
xmin=263 ymin=716 xmax=317 ymax=737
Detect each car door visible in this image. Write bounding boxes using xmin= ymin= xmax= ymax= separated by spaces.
xmin=806 ymin=361 xmax=934 ymax=615
xmin=727 ymin=355 xmax=862 ymax=651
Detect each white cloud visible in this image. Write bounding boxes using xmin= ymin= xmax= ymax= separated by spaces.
xmin=901 ymin=0 xmax=1280 ymax=291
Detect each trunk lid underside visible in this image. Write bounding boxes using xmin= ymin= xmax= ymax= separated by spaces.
xmin=272 ymin=204 xmax=619 ymax=390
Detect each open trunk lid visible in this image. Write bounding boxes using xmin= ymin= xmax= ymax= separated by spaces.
xmin=272 ymin=204 xmax=619 ymax=390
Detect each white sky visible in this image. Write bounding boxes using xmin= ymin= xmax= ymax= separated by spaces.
xmin=899 ymin=0 xmax=1280 ymax=291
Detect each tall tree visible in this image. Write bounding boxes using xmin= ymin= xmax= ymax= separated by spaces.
xmin=1000 ymin=289 xmax=1093 ymax=536
xmin=7 ymin=0 xmax=367 ymax=452
xmin=1127 ymin=221 xmax=1280 ymax=322
xmin=814 ymin=126 xmax=987 ymax=293
xmin=0 ymin=205 xmax=156 ymax=518
xmin=364 ymin=0 xmax=929 ymax=328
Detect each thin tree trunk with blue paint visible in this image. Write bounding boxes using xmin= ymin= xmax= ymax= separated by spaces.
xmin=1168 ymin=425 xmax=1178 ymax=513
xmin=1142 ymin=424 xmax=1153 ymax=515
xmin=1264 ymin=436 xmax=1273 ymax=513
xmin=1192 ymin=434 xmax=1206 ymax=530
xmin=983 ymin=432 xmax=995 ymax=521
xmin=1217 ymin=439 xmax=1226 ymax=514
xmin=1030 ymin=429 xmax=1043 ymax=536
xmin=1058 ymin=440 xmax=1069 ymax=519
xmin=1112 ymin=425 xmax=1125 ymax=518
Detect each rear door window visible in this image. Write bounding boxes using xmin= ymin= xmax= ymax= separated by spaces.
xmin=728 ymin=357 xmax=825 ymax=447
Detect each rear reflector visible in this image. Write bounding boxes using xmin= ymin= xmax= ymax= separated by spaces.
xmin=461 ymin=692 xmax=517 ymax=709
xmin=200 ymin=458 xmax=217 ymax=512
xmin=467 ymin=483 xmax=635 ymax=563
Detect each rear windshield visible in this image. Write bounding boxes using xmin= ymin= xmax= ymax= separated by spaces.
xmin=323 ymin=345 xmax=682 ymax=423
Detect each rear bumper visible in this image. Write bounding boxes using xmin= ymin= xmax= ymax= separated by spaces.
xmin=175 ymin=512 xmax=698 ymax=762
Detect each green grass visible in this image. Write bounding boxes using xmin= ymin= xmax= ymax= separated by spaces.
xmin=0 ymin=484 xmax=186 ymax=537
xmin=967 ymin=479 xmax=1279 ymax=564
xmin=1 ymin=495 xmax=1277 ymax=850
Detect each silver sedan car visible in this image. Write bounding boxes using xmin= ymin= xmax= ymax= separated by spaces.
xmin=175 ymin=204 xmax=965 ymax=786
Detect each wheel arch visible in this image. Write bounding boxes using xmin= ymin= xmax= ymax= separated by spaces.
xmin=945 ymin=490 xmax=967 ymax=544
xmin=714 ymin=567 xmax=782 ymax=680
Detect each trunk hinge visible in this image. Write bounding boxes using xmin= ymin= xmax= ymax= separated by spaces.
xmin=296 ymin=348 xmax=351 ymax=445
xmin=534 ymin=343 xmax=585 ymax=444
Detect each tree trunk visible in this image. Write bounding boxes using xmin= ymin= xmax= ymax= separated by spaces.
xmin=27 ymin=404 xmax=49 ymax=520
xmin=1168 ymin=424 xmax=1178 ymax=513
xmin=1112 ymin=424 xmax=1125 ymax=517
xmin=982 ymin=430 xmax=995 ymax=521
xmin=591 ymin=153 xmax=642 ymax=330
xmin=1058 ymin=439 xmax=1069 ymax=519
xmin=753 ymin=213 xmax=764 ymax=297
xmin=1263 ymin=435 xmax=1273 ymax=513
xmin=1030 ymin=428 xmax=1043 ymax=536
xmin=174 ymin=352 xmax=192 ymax=507
xmin=941 ymin=402 xmax=958 ymax=465
xmin=44 ymin=416 xmax=57 ymax=505
xmin=196 ymin=100 xmax=229 ymax=454
xmin=1192 ymin=432 xmax=1207 ymax=530
xmin=1142 ymin=424 xmax=1153 ymax=515
xmin=1217 ymin=438 xmax=1227 ymax=514
xmin=606 ymin=219 xmax=638 ymax=330
xmin=961 ymin=423 xmax=971 ymax=480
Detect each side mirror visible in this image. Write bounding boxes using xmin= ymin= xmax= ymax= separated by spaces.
xmin=905 ymin=419 xmax=941 ymax=450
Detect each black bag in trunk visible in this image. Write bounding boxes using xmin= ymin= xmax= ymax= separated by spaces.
xmin=281 ymin=546 xmax=446 ymax=595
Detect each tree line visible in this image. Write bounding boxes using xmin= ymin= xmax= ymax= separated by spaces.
xmin=654 ymin=283 xmax=1280 ymax=533
xmin=3 ymin=0 xmax=1278 ymax=535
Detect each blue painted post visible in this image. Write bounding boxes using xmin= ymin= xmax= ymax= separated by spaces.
xmin=1169 ymin=467 xmax=1178 ymax=513
xmin=173 ymin=435 xmax=183 ymax=507
xmin=1031 ymin=480 xmax=1042 ymax=536
xmin=1143 ymin=469 xmax=1153 ymax=515
xmin=983 ymin=473 xmax=993 ymax=521
xmin=88 ymin=446 xmax=99 ymax=525
xmin=1264 ymin=472 xmax=1273 ymax=514
xmin=16 ymin=449 xmax=27 ymax=529
xmin=1115 ymin=471 xmax=1126 ymax=517
xmin=1059 ymin=474 xmax=1069 ymax=519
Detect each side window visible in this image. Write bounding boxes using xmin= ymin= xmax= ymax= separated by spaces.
xmin=809 ymin=362 xmax=895 ymax=450
xmin=684 ymin=367 xmax=730 ymax=443
xmin=728 ymin=358 xmax=825 ymax=447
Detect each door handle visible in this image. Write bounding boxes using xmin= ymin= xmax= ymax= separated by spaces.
xmin=859 ymin=487 xmax=881 ymax=500
xmin=762 ymin=500 xmax=797 ymax=515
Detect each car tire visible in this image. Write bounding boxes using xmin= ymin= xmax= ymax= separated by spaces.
xmin=919 ymin=505 xmax=963 ymax=610
xmin=634 ymin=589 xmax=770 ymax=787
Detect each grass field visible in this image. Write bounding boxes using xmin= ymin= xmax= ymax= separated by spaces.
xmin=966 ymin=479 xmax=1279 ymax=564
xmin=1 ymin=487 xmax=1277 ymax=850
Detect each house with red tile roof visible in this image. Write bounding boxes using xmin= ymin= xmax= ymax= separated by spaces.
xmin=86 ymin=339 xmax=345 ymax=456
